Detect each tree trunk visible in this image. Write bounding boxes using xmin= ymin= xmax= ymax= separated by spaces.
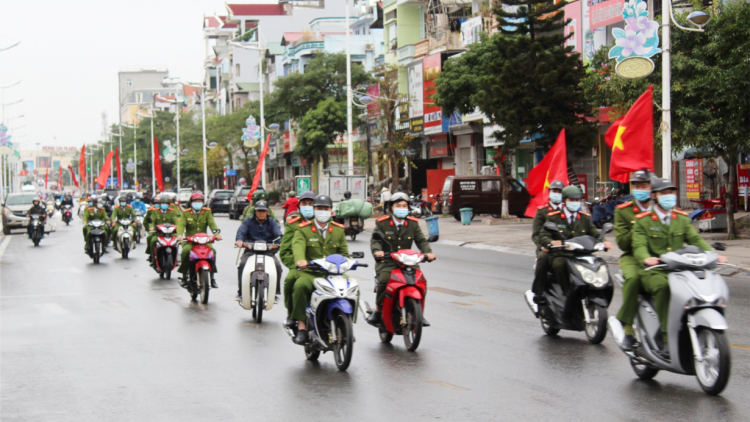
xmin=724 ymin=155 xmax=737 ymax=239
xmin=499 ymin=146 xmax=511 ymax=219
xmin=391 ymin=154 xmax=400 ymax=192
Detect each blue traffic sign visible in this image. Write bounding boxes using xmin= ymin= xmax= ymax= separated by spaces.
xmin=226 ymin=169 xmax=237 ymax=177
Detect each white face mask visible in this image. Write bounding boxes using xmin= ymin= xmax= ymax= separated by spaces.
xmin=315 ymin=210 xmax=331 ymax=223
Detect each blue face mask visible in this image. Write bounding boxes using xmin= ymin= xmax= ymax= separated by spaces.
xmin=160 ymin=204 xmax=169 ymax=210
xmin=549 ymin=192 xmax=562 ymax=204
xmin=96 ymin=204 xmax=103 ymax=209
xmin=191 ymin=202 xmax=204 ymax=211
xmin=632 ymin=189 xmax=651 ymax=202
xmin=658 ymin=194 xmax=677 ymax=210
xmin=300 ymin=205 xmax=314 ymax=219
xmin=393 ymin=208 xmax=410 ymax=219
xmin=566 ymin=201 xmax=581 ymax=212
xmin=88 ymin=202 xmax=94 ymax=207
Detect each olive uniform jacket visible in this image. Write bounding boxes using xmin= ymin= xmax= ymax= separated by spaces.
xmin=291 ymin=220 xmax=349 ymax=266
xmin=370 ymin=215 xmax=432 ymax=273
xmin=614 ymin=200 xmax=651 ymax=257
xmin=176 ymin=208 xmax=219 ymax=237
xmin=147 ymin=208 xmax=180 ymax=231
xmin=632 ymin=209 xmax=711 ymax=263
xmin=531 ymin=203 xmax=560 ymax=250
xmin=538 ymin=209 xmax=600 ymax=253
xmin=280 ymin=215 xmax=309 ymax=269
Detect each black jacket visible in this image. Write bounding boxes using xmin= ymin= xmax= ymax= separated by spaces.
xmin=28 ymin=205 xmax=47 ymax=220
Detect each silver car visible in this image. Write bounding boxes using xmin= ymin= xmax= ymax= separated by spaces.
xmin=2 ymin=193 xmax=41 ymax=235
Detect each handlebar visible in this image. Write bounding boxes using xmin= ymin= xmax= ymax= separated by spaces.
xmin=374 ymin=252 xmax=436 ymax=262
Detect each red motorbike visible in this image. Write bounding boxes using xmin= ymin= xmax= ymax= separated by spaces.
xmin=153 ymin=223 xmax=179 ymax=280
xmin=184 ymin=233 xmax=216 ymax=304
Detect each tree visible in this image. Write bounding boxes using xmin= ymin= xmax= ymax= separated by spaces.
xmin=436 ymin=1 xmax=595 ymax=218
xmin=296 ymin=97 xmax=349 ymax=169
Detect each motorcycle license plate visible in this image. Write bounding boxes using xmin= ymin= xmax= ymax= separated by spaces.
xmin=350 ymin=221 xmax=358 ymax=226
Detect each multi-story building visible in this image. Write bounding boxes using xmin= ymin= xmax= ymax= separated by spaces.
xmin=118 ymin=68 xmax=169 ymax=124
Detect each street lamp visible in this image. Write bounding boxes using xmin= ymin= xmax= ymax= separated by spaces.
xmin=136 ymin=110 xmax=156 ymax=192
xmin=344 ymin=0 xmax=354 ymax=176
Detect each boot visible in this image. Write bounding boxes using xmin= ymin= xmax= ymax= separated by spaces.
xmin=293 ymin=329 xmax=309 ymax=345
xmin=366 ymin=311 xmax=382 ymax=327
xmin=210 ymin=275 xmax=218 ymax=289
xmin=621 ymin=335 xmax=636 ymax=351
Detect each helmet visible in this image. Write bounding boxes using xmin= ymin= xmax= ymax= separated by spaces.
xmin=651 ymin=178 xmax=677 ymax=192
xmin=252 ymin=191 xmax=268 ymax=202
xmin=298 ymin=191 xmax=316 ymax=202
xmin=289 ymin=191 xmax=297 ymax=197
xmin=548 ymin=180 xmax=565 ymax=191
xmin=343 ymin=191 xmax=352 ymax=200
xmin=562 ymin=186 xmax=583 ymax=200
xmin=391 ymin=192 xmax=410 ymax=205
xmin=239 ymin=177 xmax=247 ymax=185
xmin=190 ymin=192 xmax=205 ymax=202
xmin=32 ymin=198 xmax=40 ymax=205
xmin=255 ymin=200 xmax=269 ymax=211
xmin=160 ymin=196 xmax=171 ymax=204
xmin=630 ymin=170 xmax=652 ymax=183
xmin=96 ymin=197 xmax=104 ymax=204
xmin=313 ymin=194 xmax=333 ymax=208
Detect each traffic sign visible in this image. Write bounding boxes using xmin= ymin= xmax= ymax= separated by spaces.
xmin=226 ymin=169 xmax=237 ymax=177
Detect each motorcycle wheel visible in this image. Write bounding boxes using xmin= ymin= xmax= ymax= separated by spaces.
xmin=585 ymin=304 xmax=608 ymax=344
xmin=93 ymin=242 xmax=101 ymax=264
xmin=379 ymin=327 xmax=393 ymax=344
xmin=304 ymin=344 xmax=320 ymax=361
xmin=403 ymin=298 xmax=423 ymax=351
xmin=694 ymin=328 xmax=731 ymax=395
xmin=199 ymin=270 xmax=210 ymax=304
xmin=254 ymin=283 xmax=264 ymax=323
xmin=333 ymin=312 xmax=354 ymax=371
xmin=65 ymin=220 xmax=70 ymax=226
xmin=541 ymin=317 xmax=560 ymax=336
xmin=422 ymin=207 xmax=433 ymax=218
xmin=631 ymin=359 xmax=659 ymax=380
xmin=122 ymin=239 xmax=130 ymax=259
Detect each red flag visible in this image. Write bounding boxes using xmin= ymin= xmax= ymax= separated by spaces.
xmin=79 ymin=145 xmax=86 ymax=187
xmin=524 ymin=130 xmax=569 ymax=217
xmin=96 ymin=151 xmax=114 ymax=189
xmin=59 ymin=166 xmax=63 ymax=190
xmin=247 ymin=134 xmax=272 ymax=200
xmin=605 ymin=86 xmax=655 ymax=183
xmin=45 ymin=169 xmax=48 ymax=190
xmin=68 ymin=165 xmax=79 ymax=188
xmin=153 ymin=137 xmax=164 ymax=192
xmin=115 ymin=148 xmax=122 ymax=188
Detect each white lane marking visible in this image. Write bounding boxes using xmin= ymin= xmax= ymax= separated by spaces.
xmin=0 ymin=287 xmax=181 ymax=299
xmin=34 ymin=303 xmax=69 ymax=315
xmin=0 ymin=236 xmax=12 ymax=260
xmin=47 ymin=267 xmax=84 ymax=274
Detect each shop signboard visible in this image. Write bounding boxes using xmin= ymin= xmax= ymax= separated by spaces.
xmin=423 ymin=53 xmax=442 ymax=134
xmin=409 ymin=117 xmax=424 ymax=134
xmin=407 ymin=60 xmax=424 ymax=118
xmin=564 ymin=1 xmax=582 ymax=52
xmin=738 ymin=164 xmax=750 ymax=188
xmin=685 ymin=159 xmax=703 ymax=199
xmin=590 ymin=0 xmax=625 ymax=30
xmin=429 ymin=134 xmax=449 ymax=158
xmin=283 ymin=131 xmax=291 ymax=153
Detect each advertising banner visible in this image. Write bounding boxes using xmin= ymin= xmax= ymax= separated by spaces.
xmin=283 ymin=131 xmax=291 ymax=153
xmin=366 ymin=84 xmax=380 ymax=117
xmin=738 ymin=164 xmax=750 ymax=188
xmin=423 ymin=53 xmax=442 ymax=134
xmin=564 ymin=1 xmax=582 ymax=52
xmin=685 ymin=159 xmax=703 ymax=199
xmin=461 ymin=16 xmax=483 ymax=47
xmin=407 ymin=60 xmax=424 ymax=118
xmin=590 ymin=0 xmax=625 ymax=30
xmin=429 ymin=134 xmax=449 ymax=158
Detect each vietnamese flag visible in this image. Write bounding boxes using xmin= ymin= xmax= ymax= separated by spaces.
xmin=78 ymin=145 xmax=86 ymax=187
xmin=524 ymin=130 xmax=569 ymax=217
xmin=68 ymin=165 xmax=79 ymax=188
xmin=153 ymin=137 xmax=164 ymax=192
xmin=115 ymin=148 xmax=122 ymax=188
xmin=605 ymin=86 xmax=655 ymax=183
xmin=247 ymin=134 xmax=272 ymax=201
xmin=59 ymin=166 xmax=63 ymax=190
xmin=96 ymin=151 xmax=114 ymax=189
xmin=45 ymin=168 xmax=48 ymax=190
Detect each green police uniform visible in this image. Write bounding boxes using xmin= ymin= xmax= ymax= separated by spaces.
xmin=531 ymin=203 xmax=561 ymax=296
xmin=110 ymin=204 xmax=137 ymax=243
xmin=176 ymin=207 xmax=220 ymax=277
xmin=370 ymin=215 xmax=432 ymax=306
xmin=145 ymin=207 xmax=181 ymax=257
xmin=289 ymin=220 xmax=349 ymax=321
xmin=632 ymin=208 xmax=711 ymax=333
xmin=538 ymin=209 xmax=600 ymax=294
xmin=82 ymin=207 xmax=110 ymax=250
xmin=280 ymin=215 xmax=310 ymax=315
xmin=614 ymin=200 xmax=652 ymax=330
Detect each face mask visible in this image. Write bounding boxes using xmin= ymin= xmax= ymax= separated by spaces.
xmin=549 ymin=192 xmax=562 ymax=204
xmin=315 ymin=210 xmax=331 ymax=223
xmin=300 ymin=205 xmax=314 ymax=219
xmin=658 ymin=194 xmax=677 ymax=210
xmin=632 ymin=189 xmax=651 ymax=202
xmin=120 ymin=202 xmax=127 ymax=207
xmin=160 ymin=204 xmax=169 ymax=210
xmin=566 ymin=201 xmax=581 ymax=212
xmin=191 ymin=202 xmax=204 ymax=211
xmin=88 ymin=202 xmax=94 ymax=207
xmin=96 ymin=204 xmax=103 ymax=209
xmin=393 ymin=208 xmax=410 ymax=219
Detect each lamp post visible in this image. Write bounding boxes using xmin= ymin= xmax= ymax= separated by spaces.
xmin=344 ymin=0 xmax=354 ymax=176
xmin=136 ymin=110 xmax=156 ymax=193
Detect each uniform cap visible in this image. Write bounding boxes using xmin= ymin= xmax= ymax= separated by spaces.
xmin=391 ymin=192 xmax=410 ymax=204
xmin=255 ymin=200 xmax=269 ymax=211
xmin=651 ymin=178 xmax=676 ymax=192
xmin=548 ymin=180 xmax=565 ymax=190
xmin=160 ymin=196 xmax=171 ymax=204
xmin=298 ymin=191 xmax=316 ymax=202
xmin=313 ymin=194 xmax=333 ymax=208
xmin=630 ymin=170 xmax=652 ymax=183
xmin=562 ymin=186 xmax=583 ymax=199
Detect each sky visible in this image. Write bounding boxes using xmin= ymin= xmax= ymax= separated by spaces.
xmin=0 ymin=0 xmax=249 ymax=151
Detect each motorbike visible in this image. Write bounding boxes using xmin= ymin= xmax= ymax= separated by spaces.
xmin=413 ymin=194 xmax=434 ymax=218
xmin=62 ymin=205 xmax=73 ymax=225
xmin=45 ymin=200 xmax=55 ymax=217
xmin=55 ymin=198 xmax=62 ymax=210
xmin=285 ymin=252 xmax=367 ymax=371
xmin=134 ymin=211 xmax=146 ymax=244
xmin=183 ymin=233 xmax=216 ymax=304
xmin=237 ymin=239 xmax=280 ymax=323
xmin=153 ymin=223 xmax=179 ymax=279
xmin=28 ymin=214 xmax=45 ymax=247
xmin=608 ymin=244 xmax=732 ymax=395
xmin=524 ymin=222 xmax=614 ymax=344
xmin=363 ymin=231 xmax=438 ymax=351
xmin=113 ymin=218 xmax=136 ymax=259
xmin=334 ymin=215 xmax=365 ymax=241
xmin=86 ymin=220 xmax=107 ymax=264
xmin=407 ymin=194 xmax=422 ymax=217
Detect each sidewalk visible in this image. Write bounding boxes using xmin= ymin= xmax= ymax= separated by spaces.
xmin=415 ymin=214 xmax=750 ymax=279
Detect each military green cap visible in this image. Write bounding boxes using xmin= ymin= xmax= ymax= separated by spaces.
xmin=562 ymin=186 xmax=583 ymax=199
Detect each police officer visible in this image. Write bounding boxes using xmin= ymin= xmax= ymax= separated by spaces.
xmin=632 ymin=178 xmax=726 ymax=358
xmin=530 ymin=180 xmax=565 ymax=304
xmin=235 ymin=199 xmax=283 ymax=302
xmin=82 ymin=197 xmax=111 ymax=253
xmin=613 ymin=170 xmax=654 ymax=350
xmin=242 ymin=190 xmax=277 ymax=221
xmin=289 ymin=194 xmax=349 ymax=345
xmin=110 ymin=196 xmax=137 ymax=251
xmin=27 ymin=198 xmax=47 ymax=238
xmin=145 ymin=196 xmax=180 ymax=268
xmin=367 ymin=192 xmax=435 ymax=327
xmin=538 ymin=186 xmax=613 ymax=294
xmin=176 ymin=193 xmax=222 ymax=288
xmin=279 ymin=191 xmax=316 ymax=326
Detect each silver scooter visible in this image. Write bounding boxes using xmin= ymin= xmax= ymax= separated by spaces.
xmin=608 ymin=244 xmax=732 ymax=395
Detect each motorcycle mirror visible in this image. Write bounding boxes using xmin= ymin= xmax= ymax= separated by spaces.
xmin=428 ymin=234 xmax=439 ymax=243
xmin=712 ymin=242 xmax=727 ymax=251
xmin=372 ymin=231 xmax=384 ymax=241
xmin=351 ymin=252 xmax=365 ymax=259
xmin=543 ymin=222 xmax=559 ymax=232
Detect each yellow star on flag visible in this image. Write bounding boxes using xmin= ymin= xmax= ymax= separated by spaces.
xmin=543 ymin=171 xmax=550 ymax=189
xmin=613 ymin=125 xmax=627 ymax=151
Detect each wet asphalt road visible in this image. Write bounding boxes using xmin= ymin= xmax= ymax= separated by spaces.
xmin=1 ymin=213 xmax=749 ymax=422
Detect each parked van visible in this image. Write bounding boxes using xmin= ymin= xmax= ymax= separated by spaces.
xmin=441 ymin=175 xmax=530 ymax=220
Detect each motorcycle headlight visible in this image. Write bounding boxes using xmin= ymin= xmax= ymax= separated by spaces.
xmin=593 ymin=265 xmax=609 ymax=288
xmin=347 ymin=285 xmax=359 ymax=296
xmin=313 ymin=279 xmax=337 ymax=296
xmin=574 ymin=264 xmax=599 ymax=286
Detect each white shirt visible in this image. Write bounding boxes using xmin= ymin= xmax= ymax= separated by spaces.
xmin=315 ymin=220 xmax=329 ymax=239
xmin=654 ymin=206 xmax=671 ymax=226
xmin=563 ymin=207 xmax=578 ymax=225
xmin=381 ymin=191 xmax=391 ymax=204
xmin=635 ymin=199 xmax=654 ymax=213
xmin=549 ymin=202 xmax=561 ymax=211
xmin=392 ymin=216 xmax=405 ymax=230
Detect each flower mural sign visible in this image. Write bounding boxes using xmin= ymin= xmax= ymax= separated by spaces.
xmin=0 ymin=124 xmax=11 ymax=155
xmin=242 ymin=116 xmax=261 ymax=148
xmin=609 ymin=0 xmax=661 ymax=79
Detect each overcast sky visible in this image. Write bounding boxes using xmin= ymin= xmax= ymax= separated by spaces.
xmin=0 ymin=0 xmax=236 ymax=151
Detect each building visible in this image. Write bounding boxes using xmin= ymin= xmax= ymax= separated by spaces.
xmin=118 ymin=68 xmax=169 ymax=124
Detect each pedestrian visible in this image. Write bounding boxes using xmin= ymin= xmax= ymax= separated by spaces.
xmin=380 ymin=187 xmax=392 ymax=215
xmin=281 ymin=191 xmax=299 ymax=221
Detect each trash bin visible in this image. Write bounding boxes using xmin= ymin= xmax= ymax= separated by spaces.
xmin=425 ymin=216 xmax=439 ymax=236
xmin=460 ymin=207 xmax=473 ymax=225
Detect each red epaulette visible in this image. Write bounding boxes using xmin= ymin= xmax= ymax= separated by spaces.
xmin=331 ymin=221 xmax=345 ymax=229
xmin=636 ymin=210 xmax=652 ymax=219
xmin=580 ymin=211 xmax=590 ymax=217
xmin=673 ymin=209 xmax=689 ymax=217
xmin=547 ymin=210 xmax=561 ymax=216
xmin=617 ymin=201 xmax=633 ymax=209
xmin=114 ymin=205 xmax=121 ymax=209
xmin=203 ymin=207 xmax=211 ymax=211
xmin=406 ymin=216 xmax=419 ymax=222
xmin=377 ymin=215 xmax=390 ymax=222
xmin=286 ymin=216 xmax=301 ymax=225
xmin=299 ymin=220 xmax=312 ymax=228
xmin=537 ymin=205 xmax=547 ymax=210
xmin=147 ymin=208 xmax=156 ymax=212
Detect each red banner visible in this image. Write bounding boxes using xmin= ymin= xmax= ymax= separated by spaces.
xmin=738 ymin=164 xmax=750 ymax=188
xmin=247 ymin=134 xmax=272 ymax=201
xmin=96 ymin=151 xmax=114 ymax=189
xmin=423 ymin=53 xmax=442 ymax=133
xmin=153 ymin=137 xmax=164 ymax=192
xmin=45 ymin=169 xmax=48 ymax=190
xmin=685 ymin=159 xmax=703 ymax=199
xmin=68 ymin=165 xmax=79 ymax=188
xmin=524 ymin=130 xmax=570 ymax=217
xmin=115 ymin=148 xmax=122 ymax=188
xmin=590 ymin=0 xmax=625 ymax=30
xmin=79 ymin=145 xmax=86 ymax=187
xmin=59 ymin=166 xmax=63 ymax=190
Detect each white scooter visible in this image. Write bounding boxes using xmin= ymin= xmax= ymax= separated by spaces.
xmin=237 ymin=240 xmax=280 ymax=323
xmin=114 ymin=218 xmax=136 ymax=259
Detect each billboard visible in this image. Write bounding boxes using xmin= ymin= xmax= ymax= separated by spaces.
xmin=423 ymin=53 xmax=442 ymax=134
xmin=590 ymin=0 xmax=625 ymax=30
xmin=366 ymin=84 xmax=380 ymax=117
xmin=685 ymin=159 xmax=703 ymax=199
xmin=461 ymin=16 xmax=483 ymax=47
xmin=564 ymin=1 xmax=582 ymax=52
xmin=283 ymin=132 xmax=292 ymax=153
xmin=407 ymin=60 xmax=424 ymax=118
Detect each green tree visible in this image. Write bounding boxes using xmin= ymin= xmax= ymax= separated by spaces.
xmin=296 ymin=97 xmax=350 ymax=169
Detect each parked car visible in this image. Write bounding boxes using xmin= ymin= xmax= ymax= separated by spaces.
xmin=441 ymin=175 xmax=530 ymax=221
xmin=2 ymin=193 xmax=41 ymax=235
xmin=208 ymin=189 xmax=233 ymax=214
xmin=177 ymin=188 xmax=193 ymax=210
xmin=228 ymin=186 xmax=265 ymax=220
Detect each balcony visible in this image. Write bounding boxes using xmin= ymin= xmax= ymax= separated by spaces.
xmin=414 ymin=39 xmax=429 ymax=58
xmin=396 ymin=44 xmax=415 ymax=66
xmin=397 ymin=0 xmax=425 ymax=5
xmin=382 ymin=0 xmax=396 ymax=7
xmin=428 ymin=29 xmax=464 ymax=53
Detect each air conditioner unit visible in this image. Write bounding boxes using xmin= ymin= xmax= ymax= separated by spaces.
xmin=365 ymin=43 xmax=375 ymax=51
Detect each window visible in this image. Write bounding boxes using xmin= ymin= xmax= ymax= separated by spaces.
xmin=235 ymin=63 xmax=241 ymax=76
xmin=126 ymin=79 xmax=132 ymax=87
xmin=509 ymin=179 xmax=524 ymax=192
xmin=481 ymin=180 xmax=501 ymax=192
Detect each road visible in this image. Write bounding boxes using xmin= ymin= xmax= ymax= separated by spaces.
xmin=1 ymin=212 xmax=748 ymax=421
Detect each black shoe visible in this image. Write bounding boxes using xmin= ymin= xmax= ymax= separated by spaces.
xmin=366 ymin=311 xmax=382 ymax=327
xmin=422 ymin=318 xmax=431 ymax=327
xmin=293 ymin=329 xmax=309 ymax=345
xmin=211 ymin=279 xmax=218 ymax=288
xmin=655 ymin=347 xmax=670 ymax=361
xmin=533 ymin=295 xmax=547 ymax=305
xmin=178 ymin=277 xmax=188 ymax=288
xmin=621 ymin=335 xmax=636 ymax=351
